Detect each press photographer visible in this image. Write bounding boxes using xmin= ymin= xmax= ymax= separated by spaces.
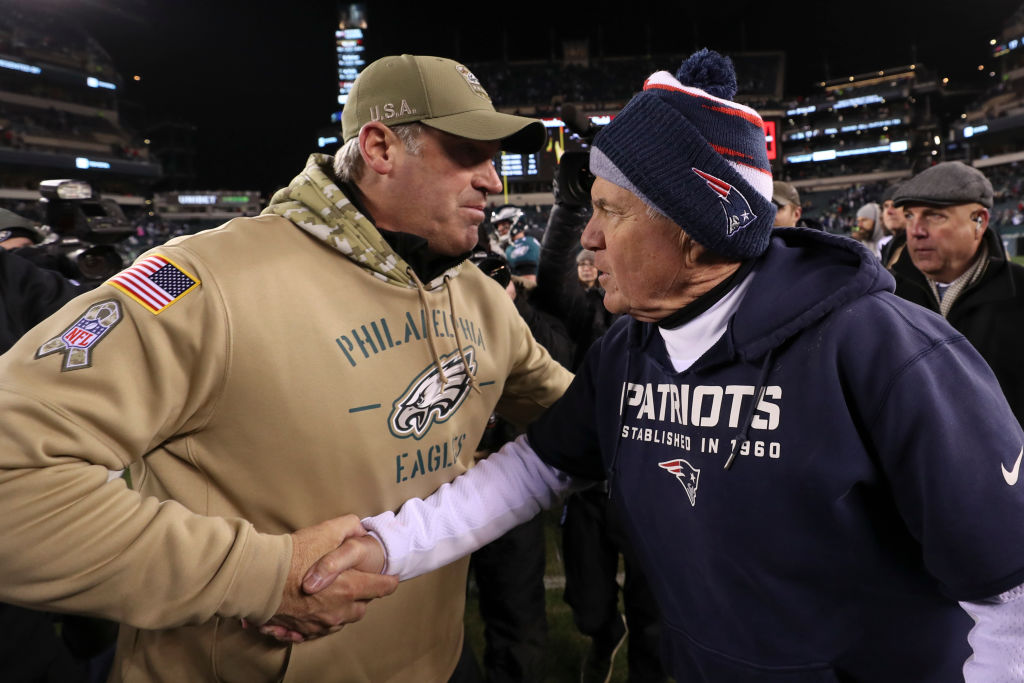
xmin=12 ymin=179 xmax=132 ymax=289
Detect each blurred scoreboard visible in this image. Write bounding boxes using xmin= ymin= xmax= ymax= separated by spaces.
xmin=494 ymin=117 xmax=604 ymax=184
xmin=337 ymin=4 xmax=368 ymax=107
xmin=495 ymin=151 xmax=541 ymax=178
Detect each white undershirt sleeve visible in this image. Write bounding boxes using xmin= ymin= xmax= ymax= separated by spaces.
xmin=361 ymin=433 xmax=581 ymax=581
xmin=961 ymin=582 xmax=1024 ymax=681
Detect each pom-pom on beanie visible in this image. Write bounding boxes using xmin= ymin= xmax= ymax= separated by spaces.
xmin=589 ymin=48 xmax=775 ymax=260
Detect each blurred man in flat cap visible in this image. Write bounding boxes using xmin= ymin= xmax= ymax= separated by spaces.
xmin=891 ymin=160 xmax=1024 ymax=426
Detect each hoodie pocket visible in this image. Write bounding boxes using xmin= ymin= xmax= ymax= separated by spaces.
xmin=664 ymin=623 xmax=843 ymax=682
xmin=211 ymin=617 xmax=290 ymax=683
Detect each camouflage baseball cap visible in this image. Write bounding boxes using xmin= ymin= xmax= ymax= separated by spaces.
xmin=341 ymin=54 xmax=546 ymax=153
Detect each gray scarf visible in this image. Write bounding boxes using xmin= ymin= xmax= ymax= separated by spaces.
xmin=928 ymin=242 xmax=989 ymax=318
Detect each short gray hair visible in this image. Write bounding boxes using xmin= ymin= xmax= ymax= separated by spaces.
xmin=333 ymin=122 xmax=425 ymax=183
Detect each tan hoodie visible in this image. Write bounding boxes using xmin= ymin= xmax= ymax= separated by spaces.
xmin=0 ymin=155 xmax=571 ymax=681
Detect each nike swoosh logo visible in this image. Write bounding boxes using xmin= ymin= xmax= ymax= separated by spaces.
xmin=1002 ymin=447 xmax=1024 ymax=486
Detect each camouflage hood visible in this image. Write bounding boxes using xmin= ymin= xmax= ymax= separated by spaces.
xmin=263 ymin=153 xmax=477 ymax=389
xmin=262 ymin=153 xmax=460 ymax=289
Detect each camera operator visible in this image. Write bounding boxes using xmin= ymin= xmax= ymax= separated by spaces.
xmin=0 ymin=207 xmax=81 ymax=353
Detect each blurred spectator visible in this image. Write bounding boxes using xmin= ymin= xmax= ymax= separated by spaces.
xmin=880 ymin=183 xmax=907 ymax=268
xmin=576 ymin=249 xmax=598 ymax=288
xmin=891 ymin=161 xmax=1024 ymax=426
xmin=852 ymin=201 xmax=884 ymax=258
xmin=772 ymin=181 xmax=823 ymax=231
xmin=505 ymin=227 xmax=542 ymax=282
xmin=491 ymin=205 xmax=525 ymax=251
xmin=772 ymin=181 xmax=802 ymax=227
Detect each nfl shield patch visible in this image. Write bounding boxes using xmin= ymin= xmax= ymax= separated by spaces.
xmin=37 ymin=300 xmax=122 ymax=371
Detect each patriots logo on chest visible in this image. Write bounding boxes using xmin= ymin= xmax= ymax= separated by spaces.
xmin=659 ymin=458 xmax=701 ymax=507
xmin=389 ymin=346 xmax=478 ymax=439
xmin=692 ymin=168 xmax=757 ymax=236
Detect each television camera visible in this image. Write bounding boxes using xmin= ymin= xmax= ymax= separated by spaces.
xmin=22 ymin=179 xmax=133 ymax=286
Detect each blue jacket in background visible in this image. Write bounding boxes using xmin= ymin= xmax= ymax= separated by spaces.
xmin=529 ymin=227 xmax=1024 ymax=681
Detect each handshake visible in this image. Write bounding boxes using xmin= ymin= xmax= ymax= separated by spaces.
xmin=252 ymin=515 xmax=399 ymax=643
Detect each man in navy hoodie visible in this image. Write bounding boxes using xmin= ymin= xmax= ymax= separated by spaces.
xmin=304 ymin=50 xmax=1024 ymax=682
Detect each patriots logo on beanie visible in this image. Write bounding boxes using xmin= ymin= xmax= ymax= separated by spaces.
xmin=589 ymin=48 xmax=776 ymax=260
xmin=692 ymin=168 xmax=757 ymax=236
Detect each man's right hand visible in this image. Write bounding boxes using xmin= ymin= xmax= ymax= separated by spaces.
xmin=260 ymin=515 xmax=398 ymax=642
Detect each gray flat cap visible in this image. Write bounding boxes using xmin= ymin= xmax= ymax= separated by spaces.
xmin=892 ymin=161 xmax=993 ymax=209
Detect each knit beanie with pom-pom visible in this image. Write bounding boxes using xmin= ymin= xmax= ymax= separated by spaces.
xmin=590 ymin=48 xmax=775 ymax=260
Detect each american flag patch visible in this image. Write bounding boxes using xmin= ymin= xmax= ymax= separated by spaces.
xmin=108 ymin=255 xmax=199 ymax=314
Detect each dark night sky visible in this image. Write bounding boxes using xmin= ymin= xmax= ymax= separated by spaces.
xmin=56 ymin=0 xmax=1019 ymax=196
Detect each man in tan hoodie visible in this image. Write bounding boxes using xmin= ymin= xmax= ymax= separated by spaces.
xmin=0 ymin=54 xmax=570 ymax=682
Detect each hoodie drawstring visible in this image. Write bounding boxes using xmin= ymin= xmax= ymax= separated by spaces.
xmin=407 ymin=268 xmax=449 ymax=385
xmin=724 ymin=350 xmax=775 ymax=470
xmin=406 ymin=268 xmax=480 ymax=393
xmin=444 ymin=275 xmax=481 ymax=394
xmin=606 ymin=346 xmax=635 ymax=497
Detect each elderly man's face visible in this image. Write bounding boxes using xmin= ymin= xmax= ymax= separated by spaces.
xmin=388 ymin=127 xmax=503 ymax=256
xmin=581 ymin=178 xmax=690 ymax=321
xmin=904 ymin=203 xmax=986 ymax=284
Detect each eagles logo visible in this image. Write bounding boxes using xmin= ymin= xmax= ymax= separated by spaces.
xmin=390 ymin=346 xmax=478 ymax=439
xmin=455 ymin=64 xmax=491 ymax=102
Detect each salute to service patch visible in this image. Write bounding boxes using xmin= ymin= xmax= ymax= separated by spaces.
xmin=108 ymin=254 xmax=199 ymax=313
xmin=37 ymin=300 xmax=122 ymax=371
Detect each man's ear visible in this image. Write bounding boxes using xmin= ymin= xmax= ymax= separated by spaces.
xmin=358 ymin=121 xmax=397 ymax=176
xmin=971 ymin=208 xmax=989 ymax=237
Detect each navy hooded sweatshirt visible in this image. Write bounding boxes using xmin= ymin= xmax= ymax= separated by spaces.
xmin=528 ymin=228 xmax=1024 ymax=681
